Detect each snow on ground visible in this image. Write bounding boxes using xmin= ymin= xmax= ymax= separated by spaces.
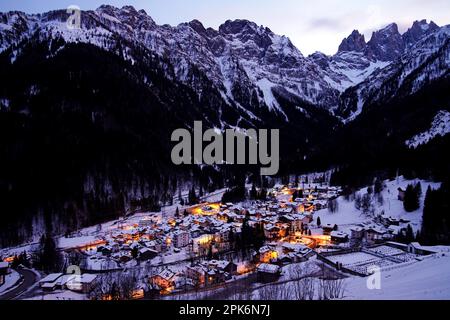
xmin=25 ymin=290 xmax=87 ymax=300
xmin=406 ymin=110 xmax=450 ymax=148
xmin=343 ymin=253 xmax=450 ymax=300
xmin=1 ymin=187 xmax=227 ymax=257
xmin=328 ymin=252 xmax=381 ymax=267
xmin=313 ymin=176 xmax=441 ymax=235
xmin=0 ymin=270 xmax=21 ymax=294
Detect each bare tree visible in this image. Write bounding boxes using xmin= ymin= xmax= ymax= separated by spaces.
xmin=291 ymin=262 xmax=316 ymax=300
xmin=258 ymin=285 xmax=280 ymax=300
xmin=328 ymin=198 xmax=339 ymax=213
xmin=317 ymin=279 xmax=346 ymax=300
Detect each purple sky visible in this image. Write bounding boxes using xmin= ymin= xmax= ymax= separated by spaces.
xmin=0 ymin=0 xmax=448 ymax=55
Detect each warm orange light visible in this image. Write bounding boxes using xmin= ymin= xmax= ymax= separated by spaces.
xmin=132 ymin=289 xmax=144 ymax=300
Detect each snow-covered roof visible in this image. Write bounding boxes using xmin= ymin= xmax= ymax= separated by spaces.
xmin=79 ymin=274 xmax=97 ymax=283
xmin=257 ymin=263 xmax=280 ymax=274
xmin=40 ymin=273 xmax=63 ymax=283
xmin=331 ymin=231 xmax=348 ymax=238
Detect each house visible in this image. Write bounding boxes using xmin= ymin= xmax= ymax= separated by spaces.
xmin=263 ymin=224 xmax=280 ymax=240
xmin=259 ymin=246 xmax=278 ymax=263
xmin=138 ymin=248 xmax=158 ymax=261
xmin=173 ymin=230 xmax=190 ymax=248
xmin=206 ymin=260 xmax=238 ymax=275
xmin=185 ymin=265 xmax=207 ymax=287
xmin=350 ymin=227 xmax=365 ymax=240
xmin=205 ymin=269 xmax=227 ymax=285
xmin=150 ymin=268 xmax=177 ymax=291
xmin=257 ymin=263 xmax=281 ymax=283
xmin=364 ymin=227 xmax=386 ymax=245
xmin=66 ymin=274 xmax=98 ymax=293
xmin=39 ymin=273 xmax=64 ymax=288
xmin=331 ymin=231 xmax=349 ymax=243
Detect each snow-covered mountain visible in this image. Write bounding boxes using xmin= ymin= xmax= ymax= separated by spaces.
xmin=1 ymin=5 xmax=447 ymax=123
xmin=338 ymin=25 xmax=449 ymax=121
xmin=406 ymin=110 xmax=450 ymax=148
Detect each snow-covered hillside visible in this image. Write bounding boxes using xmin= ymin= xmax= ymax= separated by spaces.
xmin=406 ymin=110 xmax=450 ymax=148
xmin=344 ymin=251 xmax=450 ymax=299
xmin=0 ymin=7 xmax=447 ymax=121
xmin=313 ymin=177 xmax=441 ymax=235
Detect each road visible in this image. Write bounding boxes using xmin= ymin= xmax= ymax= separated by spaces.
xmin=0 ymin=269 xmax=37 ymax=300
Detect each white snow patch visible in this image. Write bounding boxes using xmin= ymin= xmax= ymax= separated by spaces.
xmin=406 ymin=110 xmax=450 ymax=148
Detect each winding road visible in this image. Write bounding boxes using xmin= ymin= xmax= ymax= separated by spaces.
xmin=0 ymin=269 xmax=38 ymax=300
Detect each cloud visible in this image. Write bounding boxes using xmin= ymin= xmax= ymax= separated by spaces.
xmin=307 ymin=18 xmax=346 ymax=31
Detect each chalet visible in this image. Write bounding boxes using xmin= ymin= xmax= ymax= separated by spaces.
xmin=350 ymin=226 xmax=365 ymax=240
xmin=151 ymin=268 xmax=177 ymax=291
xmin=257 ymin=263 xmax=281 ymax=283
xmin=331 ymin=231 xmax=349 ymax=243
xmin=278 ymin=253 xmax=295 ymax=265
xmin=259 ymin=246 xmax=278 ymax=263
xmin=211 ymin=269 xmax=228 ymax=284
xmin=185 ymin=265 xmax=206 ymax=287
xmin=263 ymin=224 xmax=280 ymax=240
xmin=138 ymin=248 xmax=158 ymax=261
xmin=364 ymin=227 xmax=387 ymax=245
xmin=206 ymin=260 xmax=238 ymax=275
xmin=380 ymin=215 xmax=400 ymax=226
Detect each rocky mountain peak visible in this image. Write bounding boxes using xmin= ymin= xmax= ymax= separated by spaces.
xmin=366 ymin=23 xmax=405 ymax=61
xmin=403 ymin=19 xmax=440 ymax=48
xmin=338 ymin=30 xmax=366 ymax=53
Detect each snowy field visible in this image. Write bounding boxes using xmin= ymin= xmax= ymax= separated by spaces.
xmin=344 ymin=253 xmax=450 ymax=300
xmin=313 ymin=177 xmax=441 ymax=235
xmin=328 ymin=252 xmax=381 ymax=267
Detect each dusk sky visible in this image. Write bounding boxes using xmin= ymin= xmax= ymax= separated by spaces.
xmin=0 ymin=0 xmax=448 ymax=55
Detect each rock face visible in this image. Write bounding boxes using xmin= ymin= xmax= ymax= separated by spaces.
xmin=338 ymin=25 xmax=450 ymax=121
xmin=0 ymin=5 xmax=447 ymax=123
xmin=365 ymin=23 xmax=405 ymax=61
xmin=403 ymin=19 xmax=440 ymax=49
xmin=338 ymin=30 xmax=366 ymax=53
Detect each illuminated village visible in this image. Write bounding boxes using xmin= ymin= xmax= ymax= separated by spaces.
xmin=1 ymin=175 xmax=447 ymax=300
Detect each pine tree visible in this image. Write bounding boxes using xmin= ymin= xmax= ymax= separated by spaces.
xmin=249 ymin=184 xmax=257 ymax=200
xmin=405 ymin=224 xmax=414 ymax=243
xmin=317 ymin=216 xmax=322 ymax=227
xmin=404 ymin=184 xmax=420 ymax=212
